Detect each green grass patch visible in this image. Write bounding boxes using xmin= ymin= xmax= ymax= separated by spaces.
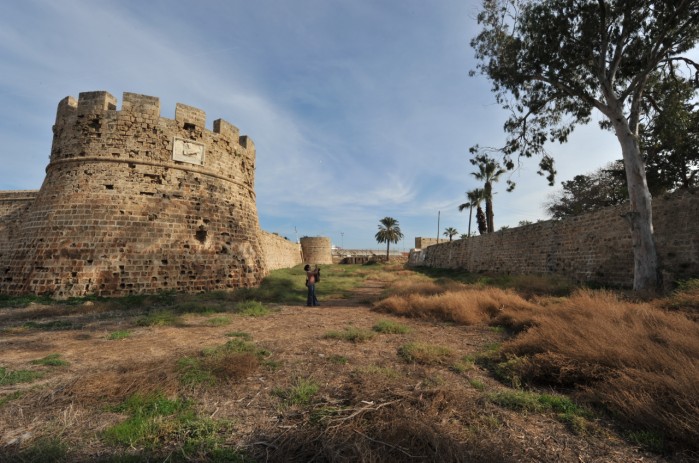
xmin=356 ymin=365 xmax=400 ymax=378
xmin=468 ymin=378 xmax=487 ymax=391
xmin=273 ymin=377 xmax=319 ymax=406
xmin=107 ymin=291 xmax=178 ymax=311
xmin=411 ymin=267 xmax=576 ymax=297
xmin=0 ymin=366 xmax=42 ymax=385
xmin=625 ymin=429 xmax=666 ymax=454
xmin=233 ymin=300 xmax=271 ymax=317
xmin=10 ymin=437 xmax=68 ymax=462
xmin=398 ymin=342 xmax=454 ymax=365
xmin=372 ymin=319 xmax=410 ymax=334
xmin=177 ymin=338 xmax=271 ymax=387
xmin=0 ymin=294 xmax=55 ymax=308
xmin=225 ymin=331 xmax=252 ymax=341
xmin=103 ymin=393 xmax=237 ymax=457
xmin=31 ymin=353 xmax=69 ymax=367
xmin=23 ymin=320 xmax=81 ymax=331
xmin=0 ymin=391 xmax=23 ymax=407
xmin=323 ymin=326 xmax=375 ymax=343
xmin=487 ymin=389 xmax=591 ymax=431
xmin=108 ymin=330 xmax=131 ymax=340
xmin=207 ymin=316 xmax=232 ymax=326
xmin=328 ymin=355 xmax=348 ymax=365
xmin=450 ymin=355 xmax=475 ymax=374
xmin=230 ymin=263 xmax=395 ymax=304
xmin=135 ymin=309 xmax=183 ymax=327
xmin=176 ymin=357 xmax=217 ymax=387
xmin=474 ymin=345 xmax=524 ymax=388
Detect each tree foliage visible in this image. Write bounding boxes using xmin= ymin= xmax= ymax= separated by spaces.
xmin=639 ymin=77 xmax=699 ymax=194
xmin=470 ymin=0 xmax=699 ymax=290
xmin=443 ymin=227 xmax=459 ymax=241
xmin=470 ymin=154 xmax=506 ymax=233
xmin=546 ymin=161 xmax=628 ymax=219
xmin=458 ymin=188 xmax=486 ymax=237
xmin=375 ymin=217 xmax=404 ymax=260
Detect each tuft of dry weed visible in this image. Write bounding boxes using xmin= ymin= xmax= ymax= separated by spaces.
xmin=500 ymin=289 xmax=699 ymax=451
xmin=374 ymin=286 xmax=537 ymax=326
xmin=249 ymin=379 xmax=514 ymax=463
xmin=52 ymin=360 xmax=181 ymax=406
xmin=203 ymin=352 xmax=260 ymax=381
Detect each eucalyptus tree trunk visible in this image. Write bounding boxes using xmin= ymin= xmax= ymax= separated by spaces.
xmin=609 ymin=110 xmax=660 ymax=290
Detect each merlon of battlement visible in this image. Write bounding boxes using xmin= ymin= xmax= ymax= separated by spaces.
xmin=175 ymin=103 xmax=206 ymax=129
xmin=55 ymin=96 xmax=77 ymax=124
xmin=77 ymin=91 xmax=117 ymax=116
xmin=122 ymin=92 xmax=160 ymax=118
xmin=213 ymin=119 xmax=240 ymax=141
xmin=239 ymin=135 xmax=255 ymax=152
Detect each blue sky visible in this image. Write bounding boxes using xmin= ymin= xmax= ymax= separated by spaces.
xmin=0 ymin=0 xmax=622 ymax=250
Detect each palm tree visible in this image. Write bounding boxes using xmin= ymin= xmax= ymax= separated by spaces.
xmin=375 ymin=217 xmax=404 ymax=261
xmin=458 ymin=188 xmax=485 ymax=237
xmin=443 ymin=227 xmax=458 ymax=242
xmin=475 ymin=205 xmax=487 ymax=235
xmin=470 ymin=154 xmax=505 ymax=233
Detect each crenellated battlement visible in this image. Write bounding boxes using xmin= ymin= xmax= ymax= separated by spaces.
xmin=53 ymin=91 xmax=251 ymax=147
xmin=48 ymin=90 xmax=258 ymax=194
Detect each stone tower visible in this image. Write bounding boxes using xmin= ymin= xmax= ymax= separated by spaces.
xmin=0 ymin=91 xmax=265 ymax=297
xmin=300 ymin=237 xmax=333 ymax=265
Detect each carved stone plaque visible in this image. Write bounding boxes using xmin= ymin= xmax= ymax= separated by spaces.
xmin=173 ymin=138 xmax=205 ymax=165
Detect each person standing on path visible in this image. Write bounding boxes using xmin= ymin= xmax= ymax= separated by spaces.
xmin=304 ymin=264 xmax=320 ymax=306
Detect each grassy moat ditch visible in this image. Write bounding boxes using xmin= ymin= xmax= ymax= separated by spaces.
xmin=0 ymin=264 xmax=697 ymax=462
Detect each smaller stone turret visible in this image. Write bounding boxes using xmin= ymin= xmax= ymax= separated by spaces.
xmin=300 ymin=237 xmax=333 ymax=265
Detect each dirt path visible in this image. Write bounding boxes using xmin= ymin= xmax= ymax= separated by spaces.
xmin=0 ymin=282 xmax=667 ymax=462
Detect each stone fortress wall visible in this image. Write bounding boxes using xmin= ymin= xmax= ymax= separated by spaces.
xmin=259 ymin=231 xmax=302 ymax=271
xmin=0 ymin=91 xmax=300 ymax=297
xmin=300 ymin=237 xmax=333 ymax=265
xmin=410 ymin=189 xmax=699 ymax=287
xmin=0 ymin=191 xmax=39 ymax=258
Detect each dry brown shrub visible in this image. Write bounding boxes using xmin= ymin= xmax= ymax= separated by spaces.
xmin=53 ymin=360 xmax=180 ymax=405
xmin=249 ymin=384 xmax=515 ymax=463
xmin=660 ymin=279 xmax=699 ymax=321
xmin=374 ymin=286 xmax=537 ymax=326
xmin=501 ymin=289 xmax=699 ymax=450
xmin=203 ymin=352 xmax=260 ymax=381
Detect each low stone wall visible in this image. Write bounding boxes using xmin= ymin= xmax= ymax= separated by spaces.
xmin=409 ymin=189 xmax=699 ymax=287
xmin=0 ymin=190 xmax=39 ymax=259
xmin=260 ymin=231 xmax=302 ymax=271
xmin=414 ymin=237 xmax=440 ymax=249
xmin=0 ymin=190 xmax=38 ymax=220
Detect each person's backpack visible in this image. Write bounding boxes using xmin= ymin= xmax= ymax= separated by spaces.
xmin=316 ymin=268 xmax=321 ymax=283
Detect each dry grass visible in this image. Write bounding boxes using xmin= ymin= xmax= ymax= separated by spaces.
xmin=498 ymin=289 xmax=699 ymax=451
xmin=374 ymin=286 xmax=538 ymax=326
xmin=660 ymin=278 xmax=699 ymax=321
xmin=61 ymin=360 xmax=182 ymax=405
xmin=249 ymin=380 xmax=513 ymax=463
xmin=374 ymin=282 xmax=699 ymax=454
xmin=1 ymin=265 xmax=691 ymax=461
